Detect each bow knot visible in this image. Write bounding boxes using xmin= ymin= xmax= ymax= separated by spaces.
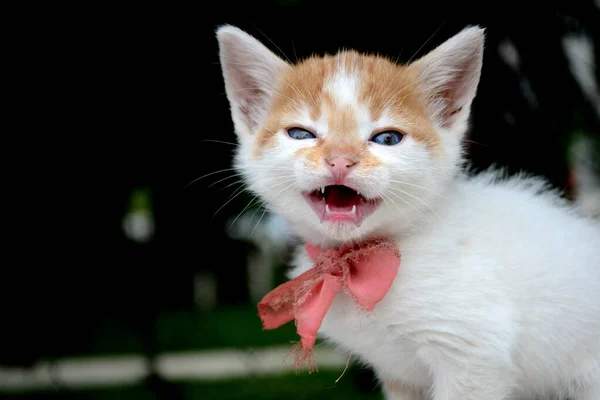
xmin=315 ymin=249 xmax=345 ymax=275
xmin=258 ymin=239 xmax=400 ymax=372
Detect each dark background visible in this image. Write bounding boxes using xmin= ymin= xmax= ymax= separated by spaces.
xmin=3 ymin=2 xmax=600 ymax=399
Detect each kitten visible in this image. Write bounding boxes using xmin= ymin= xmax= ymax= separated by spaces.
xmin=216 ymin=25 xmax=600 ymax=400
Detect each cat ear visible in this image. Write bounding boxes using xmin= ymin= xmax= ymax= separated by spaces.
xmin=217 ymin=25 xmax=290 ymax=137
xmin=409 ymin=26 xmax=485 ymax=131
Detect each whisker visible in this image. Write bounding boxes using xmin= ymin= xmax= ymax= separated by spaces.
xmin=230 ymin=195 xmax=260 ymax=228
xmin=203 ymin=139 xmax=238 ymax=146
xmin=208 ymin=173 xmax=244 ymax=188
xmin=220 ymin=179 xmax=244 ymax=191
xmin=210 ymin=171 xmax=288 ymax=190
xmin=246 ymin=179 xmax=297 ymax=235
xmin=405 ymin=21 xmax=446 ymax=65
xmin=249 ymin=22 xmax=293 ymax=64
xmin=388 ymin=186 xmax=442 ymax=221
xmin=227 ymin=184 xmax=248 ymax=200
xmin=189 ymin=165 xmax=291 ymax=189
xmin=212 ymin=187 xmax=249 ymax=220
xmin=386 ymin=189 xmax=425 ymax=217
xmin=251 ymin=205 xmax=270 ymax=236
xmin=185 ymin=168 xmax=237 ymax=188
xmin=272 ymin=180 xmax=298 ymax=197
xmin=248 ymin=199 xmax=268 ymax=227
xmin=463 ymin=139 xmax=488 ymax=148
xmin=386 ymin=179 xmax=451 ymax=200
xmin=225 ymin=175 xmax=293 ymax=199
xmin=379 ymin=192 xmax=412 ymax=226
xmin=291 ymin=40 xmax=298 ymax=63
xmin=394 ymin=44 xmax=405 ymax=64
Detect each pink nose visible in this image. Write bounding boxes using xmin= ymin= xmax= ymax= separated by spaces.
xmin=326 ymin=157 xmax=357 ymax=182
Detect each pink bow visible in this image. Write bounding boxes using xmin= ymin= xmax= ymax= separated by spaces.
xmin=257 ymin=239 xmax=400 ymax=371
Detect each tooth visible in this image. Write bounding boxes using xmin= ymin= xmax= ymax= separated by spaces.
xmin=351 ymin=205 xmax=356 ymax=215
xmin=321 ymin=187 xmax=325 ymax=194
xmin=326 ymin=204 xmax=331 ymax=214
xmin=357 ymin=191 xmax=360 ymax=196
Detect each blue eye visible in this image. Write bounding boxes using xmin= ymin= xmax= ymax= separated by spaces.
xmin=287 ymin=127 xmax=316 ymax=140
xmin=371 ymin=130 xmax=403 ymax=146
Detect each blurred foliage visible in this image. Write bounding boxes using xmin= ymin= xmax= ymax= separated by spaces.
xmin=31 ymin=306 xmax=296 ymax=359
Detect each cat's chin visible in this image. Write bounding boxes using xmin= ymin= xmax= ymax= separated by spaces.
xmin=301 ymin=217 xmax=391 ymax=244
xmin=302 ymin=185 xmax=382 ymax=227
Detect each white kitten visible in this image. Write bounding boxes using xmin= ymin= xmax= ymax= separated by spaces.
xmin=217 ymin=24 xmax=600 ymax=400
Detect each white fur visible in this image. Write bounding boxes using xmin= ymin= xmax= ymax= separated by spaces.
xmin=326 ymin=69 xmax=360 ymax=106
xmin=290 ymin=172 xmax=600 ymax=400
xmin=217 ymin=25 xmax=600 ymax=400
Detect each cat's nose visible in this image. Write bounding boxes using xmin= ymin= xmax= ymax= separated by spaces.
xmin=326 ymin=156 xmax=357 ymax=183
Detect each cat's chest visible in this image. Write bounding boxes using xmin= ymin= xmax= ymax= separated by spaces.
xmin=291 ymin=236 xmax=498 ymax=384
xmin=294 ymin=238 xmax=493 ymax=381
xmin=317 ymin=277 xmax=431 ymax=382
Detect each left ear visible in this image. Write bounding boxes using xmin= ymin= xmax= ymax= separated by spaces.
xmin=217 ymin=25 xmax=290 ymax=138
xmin=409 ymin=26 xmax=485 ymax=130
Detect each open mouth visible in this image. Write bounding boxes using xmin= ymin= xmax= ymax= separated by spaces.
xmin=303 ymin=185 xmax=381 ymax=226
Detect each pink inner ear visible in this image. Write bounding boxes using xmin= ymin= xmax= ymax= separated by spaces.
xmin=229 ymin=66 xmax=272 ymax=131
xmin=218 ymin=26 xmax=290 ymax=136
xmin=410 ymin=28 xmax=484 ymax=130
xmin=434 ymin=71 xmax=473 ymax=128
xmin=423 ymin=71 xmax=477 ymax=129
xmin=237 ymin=88 xmax=266 ymax=120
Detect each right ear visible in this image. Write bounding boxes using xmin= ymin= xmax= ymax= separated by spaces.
xmin=217 ymin=25 xmax=290 ymax=137
xmin=408 ymin=26 xmax=485 ymax=131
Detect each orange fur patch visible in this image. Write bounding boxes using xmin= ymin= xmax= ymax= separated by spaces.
xmin=254 ymin=51 xmax=442 ymax=160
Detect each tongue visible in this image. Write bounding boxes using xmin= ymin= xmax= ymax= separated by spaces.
xmin=327 ymin=186 xmax=360 ymax=212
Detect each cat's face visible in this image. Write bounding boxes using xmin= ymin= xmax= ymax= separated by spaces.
xmin=217 ymin=26 xmax=484 ymax=244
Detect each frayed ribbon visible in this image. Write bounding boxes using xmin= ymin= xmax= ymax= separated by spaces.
xmin=257 ymin=239 xmax=400 ymax=372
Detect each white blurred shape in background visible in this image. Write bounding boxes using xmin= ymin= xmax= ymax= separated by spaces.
xmin=562 ymin=28 xmax=600 ymax=219
xmin=122 ymin=187 xmax=155 ymax=243
xmin=563 ymin=31 xmax=600 ymax=118
xmin=570 ymin=134 xmax=600 ymax=219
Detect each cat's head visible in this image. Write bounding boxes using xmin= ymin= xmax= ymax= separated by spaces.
xmin=217 ymin=25 xmax=484 ymax=244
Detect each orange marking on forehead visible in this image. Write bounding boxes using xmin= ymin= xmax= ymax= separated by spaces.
xmin=325 ymin=104 xmax=360 ymax=141
xmin=254 ymin=49 xmax=443 ymax=158
xmin=253 ymin=56 xmax=330 ymax=157
xmin=353 ymin=53 xmax=442 ymax=154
